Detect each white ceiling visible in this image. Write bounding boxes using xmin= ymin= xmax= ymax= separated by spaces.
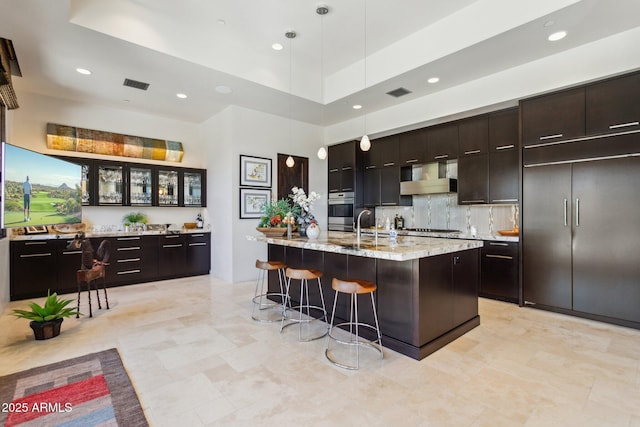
xmin=2 ymin=0 xmax=640 ymax=125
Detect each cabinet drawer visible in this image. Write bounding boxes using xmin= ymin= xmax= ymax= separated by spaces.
xmin=482 ymin=241 xmax=518 ymax=257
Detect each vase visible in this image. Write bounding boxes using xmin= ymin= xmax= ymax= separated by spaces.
xmin=306 ymin=223 xmax=320 ymax=239
xmin=298 ymin=226 xmax=306 ymax=237
xmin=30 ymin=319 xmax=63 ymax=340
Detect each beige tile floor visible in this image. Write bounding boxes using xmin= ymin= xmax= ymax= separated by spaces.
xmin=1 ymin=275 xmax=639 ymax=426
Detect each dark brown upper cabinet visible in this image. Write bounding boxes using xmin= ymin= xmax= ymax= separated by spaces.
xmin=488 ymin=107 xmax=519 ymax=152
xmin=398 ymin=129 xmax=427 ymax=165
xmin=426 ymin=123 xmax=458 ymax=161
xmin=585 ymin=72 xmax=640 ymax=136
xmin=521 ymin=87 xmax=586 ymax=146
xmin=328 ymin=142 xmax=356 ymax=193
xmin=458 ymin=115 xmax=489 ymax=156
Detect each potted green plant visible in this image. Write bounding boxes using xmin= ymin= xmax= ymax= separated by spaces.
xmin=12 ymin=290 xmax=81 ymax=340
xmin=256 ymin=199 xmax=300 ymax=236
xmin=122 ymin=211 xmax=148 ymax=226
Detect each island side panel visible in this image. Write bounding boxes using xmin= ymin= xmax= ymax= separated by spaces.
xmin=452 ymin=249 xmax=480 ymax=326
xmin=377 ymin=258 xmax=419 ymax=347
xmin=419 ymin=254 xmax=455 ymax=346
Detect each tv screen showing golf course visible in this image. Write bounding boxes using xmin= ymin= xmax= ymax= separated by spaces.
xmin=1 ymin=142 xmax=82 ymax=228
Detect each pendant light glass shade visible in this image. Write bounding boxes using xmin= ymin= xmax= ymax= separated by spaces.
xmin=317 ymin=146 xmax=327 ymax=160
xmin=360 ymin=134 xmax=371 ymax=151
xmin=286 ymin=155 xmax=295 ymax=167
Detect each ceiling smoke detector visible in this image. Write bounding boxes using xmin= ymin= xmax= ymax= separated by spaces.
xmin=123 ymin=78 xmax=150 ymax=91
xmin=316 ymin=5 xmax=329 ymax=15
xmin=386 ymin=87 xmax=412 ymax=98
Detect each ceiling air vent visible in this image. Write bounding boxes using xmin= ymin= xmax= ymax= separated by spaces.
xmin=123 ymin=78 xmax=150 ymax=91
xmin=386 ymin=87 xmax=412 ymax=98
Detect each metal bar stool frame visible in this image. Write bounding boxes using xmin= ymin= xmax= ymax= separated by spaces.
xmin=76 ymin=264 xmax=109 ymax=318
xmin=325 ymin=278 xmax=383 ymax=370
xmin=252 ymin=260 xmax=290 ymax=322
xmin=280 ymin=268 xmax=329 ymax=342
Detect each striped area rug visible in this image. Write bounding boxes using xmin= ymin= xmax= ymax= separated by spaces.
xmin=0 ymin=348 xmax=148 ymax=426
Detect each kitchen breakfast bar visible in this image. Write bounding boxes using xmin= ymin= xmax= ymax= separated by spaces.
xmin=249 ymin=231 xmax=483 ymax=360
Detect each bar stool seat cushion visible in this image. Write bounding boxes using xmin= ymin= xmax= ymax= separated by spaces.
xmin=332 ymin=278 xmax=376 ymax=295
xmin=255 ymin=260 xmax=286 ymax=270
xmin=285 ymin=268 xmax=322 ymax=280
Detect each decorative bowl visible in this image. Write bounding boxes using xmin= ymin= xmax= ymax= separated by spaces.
xmin=256 ymin=227 xmax=288 ymax=237
xmin=498 ymin=228 xmax=519 ymax=236
xmin=184 ymin=222 xmax=197 ymax=229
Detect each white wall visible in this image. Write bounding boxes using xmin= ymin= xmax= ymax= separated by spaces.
xmin=204 ymin=105 xmax=325 ymax=283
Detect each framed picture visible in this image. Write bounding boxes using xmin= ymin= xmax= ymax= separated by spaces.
xmin=240 ymin=155 xmax=271 ymax=188
xmin=240 ymin=188 xmax=271 ymax=219
xmin=24 ymin=225 xmax=48 ymax=234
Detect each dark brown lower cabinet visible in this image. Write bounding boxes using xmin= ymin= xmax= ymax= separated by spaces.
xmin=480 ymin=241 xmax=518 ymax=303
xmin=523 ymin=156 xmax=640 ymax=327
xmin=267 ymin=244 xmax=480 ymax=360
xmin=10 ymin=232 xmax=210 ymax=300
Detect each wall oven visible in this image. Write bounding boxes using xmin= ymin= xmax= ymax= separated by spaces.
xmin=328 ymin=192 xmax=355 ymax=232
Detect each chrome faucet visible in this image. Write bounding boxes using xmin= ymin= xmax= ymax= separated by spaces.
xmin=356 ymin=209 xmax=371 ymax=244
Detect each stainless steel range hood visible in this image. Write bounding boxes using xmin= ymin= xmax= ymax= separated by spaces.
xmin=400 ymin=161 xmax=457 ymax=195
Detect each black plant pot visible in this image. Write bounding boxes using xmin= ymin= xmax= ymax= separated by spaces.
xmin=29 ymin=318 xmax=63 ymax=340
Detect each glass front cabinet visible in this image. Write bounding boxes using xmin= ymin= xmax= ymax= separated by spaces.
xmin=55 ymin=156 xmax=206 ymax=207
xmin=128 ymin=166 xmax=153 ymax=206
xmin=97 ymin=163 xmax=124 ymax=205
xmin=157 ymin=169 xmax=179 ymax=206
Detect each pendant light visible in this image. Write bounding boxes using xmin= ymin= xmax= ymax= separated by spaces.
xmin=286 ymin=30 xmax=296 ymax=168
xmin=316 ymin=5 xmax=329 ymax=160
xmin=359 ymin=0 xmax=371 ymax=152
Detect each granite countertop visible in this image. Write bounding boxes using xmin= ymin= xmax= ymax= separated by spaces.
xmin=361 ymin=228 xmax=519 ymax=243
xmin=10 ymin=229 xmax=210 ymax=241
xmin=248 ymin=231 xmax=483 ymax=261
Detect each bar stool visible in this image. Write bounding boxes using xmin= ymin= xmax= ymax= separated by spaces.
xmin=325 ymin=278 xmax=383 ymax=370
xmin=76 ymin=264 xmax=109 ymax=318
xmin=252 ymin=260 xmax=289 ymax=322
xmin=280 ymin=268 xmax=328 ymax=341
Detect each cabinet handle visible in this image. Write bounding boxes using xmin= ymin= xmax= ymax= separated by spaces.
xmin=461 ymin=199 xmax=486 ymax=204
xmin=163 ymin=244 xmax=183 ymax=248
xmin=609 ymin=121 xmax=639 ymax=130
xmin=117 ymin=269 xmax=141 ymax=275
xmin=20 ymin=253 xmax=52 ymax=258
xmin=189 ymin=242 xmax=207 ymax=246
xmin=539 ymin=133 xmax=563 ymax=141
xmin=365 ymin=165 xmax=377 ymax=170
xmin=381 ymin=202 xmax=396 ymax=206
xmin=25 ymin=241 xmax=47 ymax=245
xmin=342 ymin=166 xmax=352 ymax=171
xmin=563 ymin=198 xmax=568 ymax=227
xmin=485 ymin=254 xmax=513 ymax=260
xmin=383 ymin=162 xmax=395 ymax=167
xmin=164 ymin=235 xmax=181 ymax=239
xmin=575 ymin=198 xmax=580 ymax=227
xmin=434 ymin=154 xmax=449 ymax=160
xmin=491 ymin=198 xmax=518 ymax=203
xmin=329 ymin=168 xmax=339 ymax=172
xmin=342 ymin=187 xmax=353 ymax=191
xmin=464 ymin=150 xmax=481 ymax=155
xmin=117 ymin=237 xmax=141 ymax=241
xmin=62 ymin=251 xmax=83 ymax=255
xmin=117 ymin=246 xmax=141 ymax=251
xmin=405 ymin=159 xmax=418 ymax=164
xmin=117 ymin=258 xmax=141 ymax=263
xmin=191 ymin=234 xmax=204 ymax=237
xmin=495 ymin=144 xmax=515 ymax=150
xmin=489 ymin=242 xmax=509 ymax=247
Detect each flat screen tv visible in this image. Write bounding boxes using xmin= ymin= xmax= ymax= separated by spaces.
xmin=1 ymin=142 xmax=82 ymax=228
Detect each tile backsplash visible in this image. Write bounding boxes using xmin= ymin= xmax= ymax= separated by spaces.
xmin=375 ymin=194 xmax=518 ymax=233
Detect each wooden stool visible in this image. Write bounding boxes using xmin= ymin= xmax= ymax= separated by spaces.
xmin=325 ymin=278 xmax=383 ymax=369
xmin=281 ymin=268 xmax=328 ymax=341
xmin=252 ymin=260 xmax=289 ymax=322
xmin=76 ymin=264 xmax=109 ymax=318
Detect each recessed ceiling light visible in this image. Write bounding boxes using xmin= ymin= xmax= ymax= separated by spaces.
xmin=548 ymin=31 xmax=567 ymax=41
xmin=76 ymin=68 xmax=92 ymax=75
xmin=543 ymin=20 xmax=555 ymax=27
xmin=427 ymin=77 xmax=440 ymax=84
xmin=176 ymin=93 xmax=188 ymax=99
xmin=215 ymin=85 xmax=232 ymax=94
xmin=353 ymin=104 xmax=362 ymax=110
xmin=272 ymin=43 xmax=284 ymax=51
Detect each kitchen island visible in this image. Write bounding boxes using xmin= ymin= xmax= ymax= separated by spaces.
xmin=248 ymin=231 xmax=483 ymax=360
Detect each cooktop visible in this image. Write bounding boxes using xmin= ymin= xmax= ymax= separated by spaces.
xmin=403 ymin=228 xmax=461 ymax=233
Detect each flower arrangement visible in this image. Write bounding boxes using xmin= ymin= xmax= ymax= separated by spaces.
xmin=289 ymin=186 xmax=321 ymax=227
xmin=257 ymin=199 xmax=300 ymax=228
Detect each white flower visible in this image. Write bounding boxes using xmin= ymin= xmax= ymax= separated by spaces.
xmin=289 ymin=186 xmax=321 ymax=213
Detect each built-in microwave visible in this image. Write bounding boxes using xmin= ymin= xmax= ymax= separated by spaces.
xmin=328 ymin=192 xmax=354 ymax=232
